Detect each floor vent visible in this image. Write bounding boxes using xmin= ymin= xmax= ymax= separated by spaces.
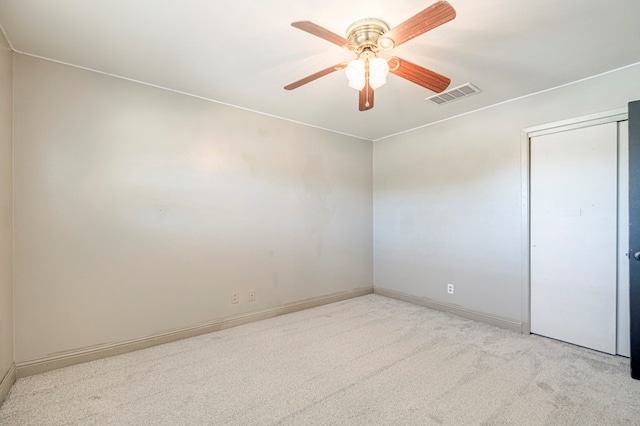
xmin=426 ymin=83 xmax=481 ymax=105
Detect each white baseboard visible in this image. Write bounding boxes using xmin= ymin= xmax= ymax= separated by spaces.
xmin=0 ymin=363 xmax=16 ymax=408
xmin=16 ymin=286 xmax=373 ymax=378
xmin=374 ymin=287 xmax=525 ymax=333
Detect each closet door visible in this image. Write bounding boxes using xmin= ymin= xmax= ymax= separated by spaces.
xmin=618 ymin=120 xmax=630 ymax=357
xmin=530 ymin=122 xmax=618 ymax=354
xmin=629 ymin=101 xmax=640 ymax=378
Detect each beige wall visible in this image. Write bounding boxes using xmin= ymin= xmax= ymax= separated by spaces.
xmin=13 ymin=55 xmax=373 ymax=363
xmin=374 ymin=64 xmax=640 ymax=324
xmin=11 ymin=44 xmax=640 ymax=366
xmin=0 ymin=32 xmax=13 ymax=382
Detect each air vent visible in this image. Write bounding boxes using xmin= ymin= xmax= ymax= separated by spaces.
xmin=426 ymin=83 xmax=481 ymax=105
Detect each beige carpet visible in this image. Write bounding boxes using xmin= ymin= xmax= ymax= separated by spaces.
xmin=1 ymin=294 xmax=639 ymax=425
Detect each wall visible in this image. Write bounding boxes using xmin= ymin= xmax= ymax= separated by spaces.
xmin=13 ymin=55 xmax=373 ymax=364
xmin=0 ymin=31 xmax=14 ymax=392
xmin=374 ymin=63 xmax=640 ymax=325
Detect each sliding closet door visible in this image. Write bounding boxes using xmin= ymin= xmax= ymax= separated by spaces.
xmin=530 ymin=122 xmax=618 ymax=354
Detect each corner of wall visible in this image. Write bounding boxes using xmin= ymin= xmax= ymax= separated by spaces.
xmin=0 ymin=364 xmax=16 ymax=408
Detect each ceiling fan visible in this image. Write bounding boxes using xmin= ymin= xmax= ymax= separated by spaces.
xmin=284 ymin=1 xmax=456 ymax=111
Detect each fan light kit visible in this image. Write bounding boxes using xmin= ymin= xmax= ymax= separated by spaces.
xmin=285 ymin=1 xmax=457 ymax=111
xmin=344 ymin=18 xmax=392 ymax=92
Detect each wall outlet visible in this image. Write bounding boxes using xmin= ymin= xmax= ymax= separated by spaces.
xmin=447 ymin=284 xmax=454 ymax=294
xmin=231 ymin=291 xmax=239 ymax=304
xmin=248 ymin=290 xmax=256 ymax=302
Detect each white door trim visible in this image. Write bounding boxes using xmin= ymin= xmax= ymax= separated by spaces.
xmin=520 ymin=107 xmax=628 ymax=334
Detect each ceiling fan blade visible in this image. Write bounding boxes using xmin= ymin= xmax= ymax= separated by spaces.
xmin=291 ymin=21 xmax=355 ymax=50
xmin=359 ymin=74 xmax=374 ymax=111
xmin=383 ymin=1 xmax=456 ymax=48
xmin=284 ymin=63 xmax=348 ymax=90
xmin=388 ymin=57 xmax=450 ymax=93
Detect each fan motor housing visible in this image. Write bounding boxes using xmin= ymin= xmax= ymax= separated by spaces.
xmin=346 ymin=18 xmax=392 ymax=52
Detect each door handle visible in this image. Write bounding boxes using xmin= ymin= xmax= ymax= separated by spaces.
xmin=635 ymin=251 xmax=640 ymax=261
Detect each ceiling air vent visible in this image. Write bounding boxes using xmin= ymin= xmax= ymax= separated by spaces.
xmin=426 ymin=83 xmax=481 ymax=105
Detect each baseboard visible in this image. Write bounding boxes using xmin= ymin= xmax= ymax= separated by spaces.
xmin=374 ymin=287 xmax=524 ymax=333
xmin=0 ymin=363 xmax=16 ymax=408
xmin=16 ymin=286 xmax=373 ymax=378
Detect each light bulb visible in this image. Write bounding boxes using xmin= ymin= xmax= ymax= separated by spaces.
xmin=346 ymin=59 xmax=366 ymax=91
xmin=368 ymin=57 xmax=389 ymax=90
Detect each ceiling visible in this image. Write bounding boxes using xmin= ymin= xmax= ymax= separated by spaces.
xmin=1 ymin=0 xmax=640 ymax=141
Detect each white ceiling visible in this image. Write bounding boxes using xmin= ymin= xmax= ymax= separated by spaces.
xmin=1 ymin=0 xmax=640 ymax=141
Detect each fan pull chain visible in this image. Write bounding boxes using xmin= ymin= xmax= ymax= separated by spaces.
xmin=365 ymin=67 xmax=371 ymax=108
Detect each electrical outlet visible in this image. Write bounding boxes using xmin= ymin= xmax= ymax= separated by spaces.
xmin=447 ymin=284 xmax=454 ymax=294
xmin=231 ymin=291 xmax=239 ymax=304
xmin=248 ymin=290 xmax=256 ymax=302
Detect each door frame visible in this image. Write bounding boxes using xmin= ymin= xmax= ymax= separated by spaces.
xmin=520 ymin=107 xmax=628 ymax=335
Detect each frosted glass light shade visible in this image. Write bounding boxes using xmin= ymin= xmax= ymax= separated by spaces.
xmin=369 ymin=57 xmax=389 ymax=90
xmin=346 ymin=59 xmax=366 ymax=90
